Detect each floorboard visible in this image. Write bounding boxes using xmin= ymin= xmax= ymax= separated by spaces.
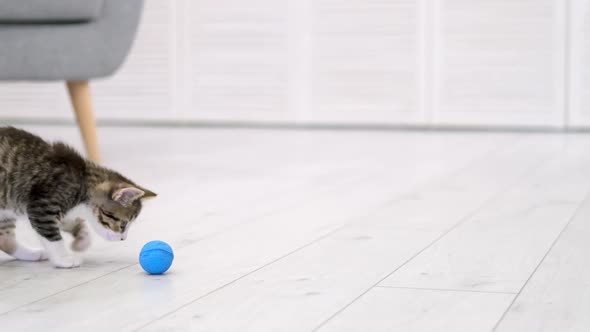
xmin=380 ymin=135 xmax=590 ymax=293
xmin=494 ymin=192 xmax=590 ymax=331
xmin=318 ymin=287 xmax=513 ymax=332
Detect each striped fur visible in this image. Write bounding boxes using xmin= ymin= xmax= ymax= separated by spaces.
xmin=0 ymin=127 xmax=156 ymax=268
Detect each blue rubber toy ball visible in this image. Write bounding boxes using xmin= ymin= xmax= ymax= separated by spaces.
xmin=139 ymin=240 xmax=174 ymax=275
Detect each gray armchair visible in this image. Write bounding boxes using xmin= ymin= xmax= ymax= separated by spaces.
xmin=0 ymin=0 xmax=144 ymax=162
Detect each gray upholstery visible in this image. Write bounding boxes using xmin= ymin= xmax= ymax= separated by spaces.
xmin=0 ymin=0 xmax=143 ymax=81
xmin=0 ymin=0 xmax=104 ymax=23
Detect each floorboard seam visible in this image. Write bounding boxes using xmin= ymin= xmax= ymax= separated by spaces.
xmin=490 ymin=190 xmax=590 ymax=332
xmin=0 ymin=264 xmax=131 ymax=316
xmin=375 ymin=285 xmax=518 ymax=295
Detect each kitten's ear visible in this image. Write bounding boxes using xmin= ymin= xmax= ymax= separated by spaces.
xmin=112 ymin=187 xmax=145 ymax=207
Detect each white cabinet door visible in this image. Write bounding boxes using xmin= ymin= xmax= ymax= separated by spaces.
xmin=568 ymin=0 xmax=590 ymax=128
xmin=432 ymin=0 xmax=566 ymax=127
xmin=304 ymin=0 xmax=424 ymax=124
xmin=181 ymin=0 xmax=290 ymax=123
xmin=0 ymin=83 xmax=70 ymax=120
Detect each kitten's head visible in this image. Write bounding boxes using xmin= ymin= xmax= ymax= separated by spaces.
xmin=88 ymin=181 xmax=156 ymax=241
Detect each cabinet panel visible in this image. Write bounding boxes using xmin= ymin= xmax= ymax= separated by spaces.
xmin=568 ymin=0 xmax=590 ymax=127
xmin=433 ymin=0 xmax=565 ymax=127
xmin=306 ymin=0 xmax=423 ymax=124
xmin=182 ymin=0 xmax=290 ymax=122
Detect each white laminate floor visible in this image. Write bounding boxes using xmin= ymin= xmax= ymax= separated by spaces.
xmin=0 ymin=126 xmax=589 ymax=332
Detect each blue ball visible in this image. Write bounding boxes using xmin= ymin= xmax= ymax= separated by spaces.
xmin=139 ymin=240 xmax=174 ymax=275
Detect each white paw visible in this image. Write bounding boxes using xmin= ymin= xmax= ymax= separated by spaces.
xmin=32 ymin=248 xmax=48 ymax=261
xmin=71 ymin=234 xmax=91 ymax=252
xmin=40 ymin=238 xmax=82 ymax=268
xmin=50 ymin=254 xmax=82 ymax=269
xmin=12 ymin=247 xmax=48 ymax=261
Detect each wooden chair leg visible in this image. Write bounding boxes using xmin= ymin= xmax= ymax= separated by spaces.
xmin=66 ymin=81 xmax=100 ymax=162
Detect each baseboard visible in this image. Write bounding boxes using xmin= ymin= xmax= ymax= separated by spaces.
xmin=2 ymin=117 xmax=590 ymax=133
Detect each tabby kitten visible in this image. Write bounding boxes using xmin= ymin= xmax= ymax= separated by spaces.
xmin=0 ymin=127 xmax=156 ymax=268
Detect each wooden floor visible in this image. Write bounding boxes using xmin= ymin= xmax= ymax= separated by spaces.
xmin=1 ymin=126 xmax=589 ymax=332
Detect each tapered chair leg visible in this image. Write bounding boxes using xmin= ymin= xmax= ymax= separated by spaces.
xmin=66 ymin=81 xmax=100 ymax=162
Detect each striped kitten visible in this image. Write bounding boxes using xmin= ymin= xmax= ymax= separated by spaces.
xmin=0 ymin=127 xmax=156 ymax=268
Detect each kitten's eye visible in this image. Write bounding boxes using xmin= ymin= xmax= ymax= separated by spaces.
xmin=100 ymin=209 xmax=120 ymax=222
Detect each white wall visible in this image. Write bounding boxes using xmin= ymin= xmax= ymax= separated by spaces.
xmin=0 ymin=0 xmax=586 ymax=128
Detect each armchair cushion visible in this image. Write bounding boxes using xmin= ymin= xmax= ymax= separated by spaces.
xmin=0 ymin=0 xmax=104 ymax=23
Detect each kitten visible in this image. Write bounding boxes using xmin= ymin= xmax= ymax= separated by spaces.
xmin=0 ymin=127 xmax=156 ymax=268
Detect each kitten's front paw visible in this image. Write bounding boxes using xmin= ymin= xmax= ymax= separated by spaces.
xmin=71 ymin=234 xmax=91 ymax=252
xmin=50 ymin=254 xmax=82 ymax=269
xmin=31 ymin=248 xmax=48 ymax=261
xmin=12 ymin=247 xmax=48 ymax=261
